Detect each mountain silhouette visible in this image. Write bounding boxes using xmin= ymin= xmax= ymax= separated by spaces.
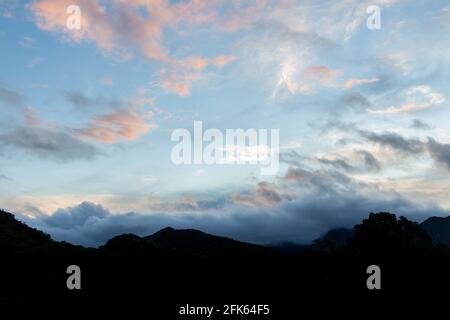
xmin=0 ymin=209 xmax=52 ymax=250
xmin=2 ymin=208 xmax=450 ymax=307
xmin=144 ymin=226 xmax=274 ymax=257
xmin=421 ymin=215 xmax=450 ymax=245
xmin=322 ymin=227 xmax=354 ymax=245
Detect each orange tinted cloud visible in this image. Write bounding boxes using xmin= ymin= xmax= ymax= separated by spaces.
xmin=231 ymin=182 xmax=286 ymax=208
xmin=344 ymin=77 xmax=379 ymax=89
xmin=161 ymin=55 xmax=235 ymax=96
xmin=29 ymin=0 xmax=243 ymax=64
xmin=303 ymin=65 xmax=341 ymax=86
xmin=29 ymin=1 xmax=244 ymax=96
xmin=277 ymin=65 xmax=342 ymax=95
xmin=212 ymin=55 xmax=236 ymax=68
xmin=160 ymin=73 xmax=192 ymax=97
xmin=24 ymin=107 xmax=41 ymax=126
xmin=79 ymin=108 xmax=155 ymax=144
xmin=182 ymin=57 xmax=210 ymax=71
xmin=30 ymin=0 xmax=116 ymax=50
xmin=368 ymin=86 xmax=445 ymax=114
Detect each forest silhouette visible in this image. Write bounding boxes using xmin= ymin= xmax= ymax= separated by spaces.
xmin=1 ymin=209 xmax=450 ymax=312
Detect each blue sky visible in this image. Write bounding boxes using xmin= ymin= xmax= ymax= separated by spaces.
xmin=1 ymin=0 xmax=450 ymax=246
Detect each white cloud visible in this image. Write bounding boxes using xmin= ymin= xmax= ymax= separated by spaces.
xmin=368 ymin=86 xmax=445 ymax=114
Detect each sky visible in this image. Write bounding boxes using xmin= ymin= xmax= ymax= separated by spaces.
xmin=1 ymin=0 xmax=450 ymax=247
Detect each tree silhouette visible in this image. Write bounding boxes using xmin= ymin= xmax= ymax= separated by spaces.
xmin=349 ymin=212 xmax=433 ymax=257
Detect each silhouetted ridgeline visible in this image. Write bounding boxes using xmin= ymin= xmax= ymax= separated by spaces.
xmin=421 ymin=215 xmax=450 ymax=245
xmin=1 ymin=208 xmax=450 ymax=309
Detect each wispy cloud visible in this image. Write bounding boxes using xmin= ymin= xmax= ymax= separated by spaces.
xmin=29 ymin=0 xmax=241 ymax=96
xmin=0 ymin=85 xmax=26 ymax=108
xmin=344 ymin=77 xmax=379 ymax=89
xmin=19 ymin=36 xmax=36 ymax=48
xmin=368 ymin=86 xmax=445 ymax=114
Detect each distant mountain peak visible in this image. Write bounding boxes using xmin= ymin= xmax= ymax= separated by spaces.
xmin=421 ymin=215 xmax=450 ymax=245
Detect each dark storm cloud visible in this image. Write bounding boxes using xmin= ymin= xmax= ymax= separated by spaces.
xmin=0 ymin=127 xmax=101 ymax=161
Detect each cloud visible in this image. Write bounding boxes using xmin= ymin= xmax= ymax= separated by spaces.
xmin=42 ymin=201 xmax=108 ymax=230
xmin=0 ymin=85 xmax=41 ymax=126
xmin=303 ymin=65 xmax=341 ymax=86
xmin=231 ymin=181 xmax=288 ymax=208
xmin=64 ymin=91 xmax=124 ymax=109
xmin=30 ymin=0 xmax=123 ymax=52
xmin=339 ymin=92 xmax=372 ymax=112
xmin=355 ymin=128 xmax=450 ymax=172
xmin=64 ymin=91 xmax=92 ymax=108
xmin=358 ymin=129 xmax=425 ymax=155
xmin=344 ymin=77 xmax=379 ymax=89
xmin=268 ymin=0 xmax=400 ymax=43
xmin=211 ymin=55 xmax=237 ymax=68
xmin=357 ymin=150 xmax=381 ymax=171
xmin=19 ymin=166 xmax=450 ymax=247
xmin=19 ymin=36 xmax=36 ymax=48
xmin=276 ymin=65 xmax=341 ymax=95
xmin=78 ymin=108 xmax=156 ymax=144
xmin=0 ymin=173 xmax=11 ymax=180
xmin=29 ymin=0 xmax=240 ymax=96
xmin=0 ymin=85 xmax=26 ymax=108
xmin=27 ymin=57 xmax=44 ymax=68
xmin=317 ymin=157 xmax=354 ymax=172
xmin=427 ymin=138 xmax=450 ymax=171
xmin=0 ymin=127 xmax=101 ymax=161
xmin=159 ymin=69 xmax=197 ymax=97
xmin=23 ymin=107 xmax=41 ymax=126
xmin=368 ymin=86 xmax=445 ymax=114
xmin=410 ymin=119 xmax=431 ymax=130
xmin=159 ymin=55 xmax=235 ymax=96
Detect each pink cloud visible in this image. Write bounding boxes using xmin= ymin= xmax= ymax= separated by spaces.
xmin=344 ymin=77 xmax=379 ymax=89
xmin=78 ymin=108 xmax=156 ymax=144
xmin=30 ymin=0 xmax=116 ymax=50
xmin=211 ymin=55 xmax=236 ymax=68
xmin=231 ymin=182 xmax=288 ymax=208
xmin=23 ymin=107 xmax=41 ymax=126
xmin=303 ymin=65 xmax=341 ymax=86
xmin=160 ymin=72 xmax=192 ymax=97
xmin=160 ymin=55 xmax=235 ymax=96
xmin=29 ymin=0 xmax=246 ymax=96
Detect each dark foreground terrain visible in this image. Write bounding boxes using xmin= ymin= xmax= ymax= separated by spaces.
xmin=1 ymin=209 xmax=450 ymax=315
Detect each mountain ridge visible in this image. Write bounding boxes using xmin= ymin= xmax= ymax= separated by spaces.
xmin=2 ymin=209 xmax=450 ymax=302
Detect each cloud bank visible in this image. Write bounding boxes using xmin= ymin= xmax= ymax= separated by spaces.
xmin=18 ymin=165 xmax=450 ymax=247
